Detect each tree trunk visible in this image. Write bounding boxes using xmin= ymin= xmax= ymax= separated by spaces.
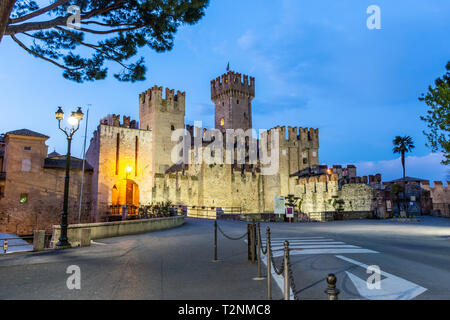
xmin=0 ymin=0 xmax=16 ymax=43
xmin=401 ymin=151 xmax=408 ymax=217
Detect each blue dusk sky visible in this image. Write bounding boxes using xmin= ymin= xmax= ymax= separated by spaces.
xmin=0 ymin=0 xmax=449 ymax=183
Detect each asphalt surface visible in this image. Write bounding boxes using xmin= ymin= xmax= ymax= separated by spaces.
xmin=0 ymin=216 xmax=449 ymax=300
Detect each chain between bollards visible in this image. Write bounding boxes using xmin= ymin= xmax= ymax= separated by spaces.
xmin=325 ymin=274 xmax=340 ymax=300
xmin=266 ymin=227 xmax=272 ymax=300
xmin=283 ymin=240 xmax=290 ymax=300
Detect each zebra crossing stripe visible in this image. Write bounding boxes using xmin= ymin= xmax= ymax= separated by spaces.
xmin=257 ymin=237 xmax=379 ymax=255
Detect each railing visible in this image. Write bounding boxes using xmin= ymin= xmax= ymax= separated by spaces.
xmin=109 ymin=204 xmax=139 ymax=216
xmin=107 ymin=204 xmax=184 ymax=221
xmin=186 ymin=206 xmax=242 ymax=220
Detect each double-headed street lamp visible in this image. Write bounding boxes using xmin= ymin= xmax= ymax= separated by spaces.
xmin=55 ymin=106 xmax=84 ymax=248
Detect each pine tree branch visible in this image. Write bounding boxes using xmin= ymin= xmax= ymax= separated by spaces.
xmin=9 ymin=0 xmax=70 ymax=24
xmin=55 ymin=26 xmax=134 ymax=71
xmin=10 ymin=33 xmax=83 ymax=71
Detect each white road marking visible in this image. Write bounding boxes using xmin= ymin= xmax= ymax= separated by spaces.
xmin=272 ymin=244 xmax=360 ymax=250
xmin=264 ymin=239 xmax=338 ymax=244
xmin=336 ymin=255 xmax=427 ymax=300
xmin=260 ymin=252 xmax=295 ymax=300
xmin=91 ymin=241 xmax=107 ymax=246
xmin=261 ymin=237 xmax=379 ymax=256
xmin=272 ymin=248 xmax=378 ymax=256
xmin=246 ymin=236 xmax=379 ymax=299
xmin=264 ymin=241 xmax=348 ymax=246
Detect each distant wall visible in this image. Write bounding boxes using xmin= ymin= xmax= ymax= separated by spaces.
xmin=421 ymin=181 xmax=450 ymax=217
xmin=293 ymin=174 xmax=374 ymax=221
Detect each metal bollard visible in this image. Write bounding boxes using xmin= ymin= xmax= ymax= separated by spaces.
xmin=251 ymin=221 xmax=256 ymax=263
xmin=255 ymin=222 xmax=263 ymax=280
xmin=267 ymin=227 xmax=272 ymax=300
xmin=284 ymin=240 xmax=290 ymax=300
xmin=3 ymin=240 xmax=8 ymax=253
xmin=325 ymin=274 xmax=340 ymax=300
xmin=249 ymin=224 xmax=256 ymax=263
xmin=247 ymin=224 xmax=252 ymax=261
xmin=213 ymin=220 xmax=218 ymax=262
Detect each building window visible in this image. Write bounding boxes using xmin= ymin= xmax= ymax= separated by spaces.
xmin=237 ymin=100 xmax=240 ymax=104
xmin=21 ymin=158 xmax=31 ymax=172
xmin=220 ymin=118 xmax=225 ymax=127
xmin=24 ymin=146 xmax=31 ymax=151
xmin=171 ymin=125 xmax=175 ymax=131
xmin=20 ymin=193 xmax=28 ymax=204
xmin=312 ymin=151 xmax=317 ymax=157
xmin=303 ymin=158 xmax=308 ymax=165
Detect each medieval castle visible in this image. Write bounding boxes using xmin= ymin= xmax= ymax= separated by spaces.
xmin=1 ymin=70 xmax=449 ymax=234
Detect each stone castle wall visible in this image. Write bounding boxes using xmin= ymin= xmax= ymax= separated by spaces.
xmin=421 ymin=181 xmax=450 ymax=216
xmin=293 ymin=174 xmax=374 ymax=221
xmin=86 ymin=118 xmax=153 ymax=221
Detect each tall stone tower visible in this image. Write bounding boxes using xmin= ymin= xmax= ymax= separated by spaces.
xmin=139 ymin=86 xmax=186 ymax=174
xmin=211 ymin=71 xmax=255 ymax=132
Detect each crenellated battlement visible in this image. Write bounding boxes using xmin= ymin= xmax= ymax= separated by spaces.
xmin=265 ymin=126 xmax=319 ymax=145
xmin=99 ymin=114 xmax=139 ymax=129
xmin=211 ymin=71 xmax=255 ymax=100
xmin=421 ymin=180 xmax=450 ymax=190
xmin=139 ymin=85 xmax=186 ymax=115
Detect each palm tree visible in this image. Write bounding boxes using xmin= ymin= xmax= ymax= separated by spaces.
xmin=393 ymin=136 xmax=415 ymax=180
xmin=393 ymin=136 xmax=415 ymax=216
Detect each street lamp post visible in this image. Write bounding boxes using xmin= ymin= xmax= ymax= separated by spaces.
xmin=55 ymin=106 xmax=84 ymax=248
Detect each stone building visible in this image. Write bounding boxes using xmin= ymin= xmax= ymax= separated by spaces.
xmin=0 ymin=129 xmax=92 ymax=235
xmin=4 ymin=70 xmax=447 ymax=233
xmin=84 ymin=70 xmax=320 ymax=221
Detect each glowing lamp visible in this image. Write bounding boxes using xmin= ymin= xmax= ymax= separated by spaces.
xmin=55 ymin=107 xmax=64 ymax=120
xmin=68 ymin=112 xmax=79 ymax=126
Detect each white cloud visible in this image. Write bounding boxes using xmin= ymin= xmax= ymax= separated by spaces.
xmin=237 ymin=30 xmax=256 ymax=50
xmin=353 ymin=153 xmax=449 ymax=184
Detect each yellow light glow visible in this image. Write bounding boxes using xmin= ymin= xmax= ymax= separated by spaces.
xmin=126 ymin=166 xmax=133 ymax=173
xmin=68 ymin=115 xmax=79 ymax=126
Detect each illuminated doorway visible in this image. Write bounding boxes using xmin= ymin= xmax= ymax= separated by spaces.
xmin=111 ymin=179 xmax=140 ymax=215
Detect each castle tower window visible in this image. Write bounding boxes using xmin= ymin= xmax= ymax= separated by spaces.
xmin=220 ymin=118 xmax=225 ymax=127
xmin=171 ymin=125 xmax=175 ymax=131
xmin=24 ymin=146 xmax=31 ymax=151
xmin=237 ymin=99 xmax=240 ymax=104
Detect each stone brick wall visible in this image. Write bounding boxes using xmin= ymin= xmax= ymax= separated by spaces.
xmin=0 ymin=134 xmax=92 ymax=235
xmin=293 ymin=174 xmax=374 ymax=221
xmin=139 ymin=86 xmax=185 ymax=174
xmin=86 ymin=121 xmax=153 ymax=222
xmin=421 ymin=181 xmax=450 ymax=217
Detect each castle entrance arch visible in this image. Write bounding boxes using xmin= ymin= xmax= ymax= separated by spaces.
xmin=111 ymin=179 xmax=140 ymax=215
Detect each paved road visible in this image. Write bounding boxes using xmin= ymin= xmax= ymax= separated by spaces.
xmin=261 ymin=216 xmax=450 ymax=300
xmin=0 ymin=217 xmax=449 ymax=300
xmin=0 ymin=219 xmax=282 ymax=300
